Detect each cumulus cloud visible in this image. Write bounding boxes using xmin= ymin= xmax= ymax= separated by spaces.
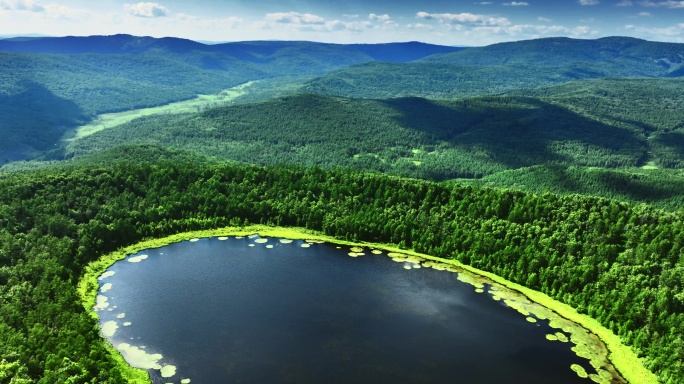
xmin=265 ymin=11 xmax=325 ymax=24
xmin=416 ymin=11 xmax=510 ymax=27
xmin=124 ymin=2 xmax=169 ymax=18
xmin=538 ymin=16 xmax=552 ymax=22
xmin=407 ymin=23 xmax=433 ymax=30
xmin=638 ymin=0 xmax=684 ymax=7
xmin=625 ymin=23 xmax=684 ymax=40
xmin=369 ymin=13 xmax=391 ymax=22
xmin=503 ymin=2 xmax=530 ymax=5
xmin=579 ymin=0 xmax=600 ymax=4
xmin=0 ymin=0 xmax=44 ymax=12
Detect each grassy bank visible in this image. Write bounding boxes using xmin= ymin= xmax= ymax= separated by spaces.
xmin=67 ymin=81 xmax=255 ymax=141
xmin=78 ymin=225 xmax=657 ymax=384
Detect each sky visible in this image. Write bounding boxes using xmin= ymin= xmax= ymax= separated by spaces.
xmin=0 ymin=0 xmax=683 ymax=45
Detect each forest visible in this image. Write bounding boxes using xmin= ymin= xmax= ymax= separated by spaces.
xmin=0 ymin=148 xmax=682 ymax=383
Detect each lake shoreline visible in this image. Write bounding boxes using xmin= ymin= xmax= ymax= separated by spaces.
xmin=78 ymin=224 xmax=656 ymax=384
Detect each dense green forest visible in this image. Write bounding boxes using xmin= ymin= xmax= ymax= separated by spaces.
xmin=0 ymin=148 xmax=682 ymax=382
xmin=459 ymin=164 xmax=684 ymax=211
xmin=63 ymin=94 xmax=647 ymax=175
xmin=0 ymin=36 xmax=459 ymax=163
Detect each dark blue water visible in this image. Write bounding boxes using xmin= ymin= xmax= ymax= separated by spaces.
xmin=97 ymin=236 xmax=598 ymax=383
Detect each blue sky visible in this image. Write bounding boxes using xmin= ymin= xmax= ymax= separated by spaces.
xmin=1 ymin=0 xmax=683 ymax=45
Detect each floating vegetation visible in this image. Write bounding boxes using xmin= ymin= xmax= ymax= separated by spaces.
xmin=102 ymin=321 xmax=118 ymax=337
xmin=123 ymin=322 xmax=132 ymax=326
xmin=101 ymin=283 xmax=113 ymax=293
xmin=306 ymin=239 xmax=325 ymax=244
xmin=526 ymin=317 xmax=537 ymax=323
xmin=546 ymin=334 xmax=559 ymax=341
xmin=301 ymin=243 xmax=311 ymax=248
xmin=160 ymin=365 xmax=177 ymax=378
xmin=350 ymin=247 xmax=364 ymax=253
xmin=248 ymin=234 xmax=258 ymax=239
xmin=180 ymin=379 xmax=191 ymax=384
xmin=456 ymin=273 xmax=485 ymax=290
xmin=371 ymin=250 xmax=382 ymax=255
xmin=98 ymin=271 xmax=115 ymax=280
xmin=556 ymin=332 xmax=569 ymax=343
xmin=403 ymin=265 xmax=412 ymax=270
xmin=117 ymin=343 xmax=163 ymax=370
xmin=117 ymin=313 xmax=126 ymax=319
xmin=475 ymin=288 xmax=484 ymax=293
xmin=254 ymin=238 xmax=268 ymax=244
xmin=189 ymin=238 xmax=200 ymax=242
xmin=128 ymin=254 xmax=148 ymax=263
xmin=279 ymin=239 xmax=293 ymax=244
xmin=235 ymin=236 xmax=244 ymax=239
xmin=217 ymin=237 xmax=228 ymax=241
xmin=94 ymin=295 xmax=109 ymax=311
xmin=266 ymin=245 xmax=274 ymax=249
xmin=412 ymin=264 xmax=421 ymax=269
xmin=248 ymin=244 xmax=255 ymax=247
xmin=571 ymin=364 xmax=589 ymax=379
xmin=348 ymin=252 xmax=363 ymax=257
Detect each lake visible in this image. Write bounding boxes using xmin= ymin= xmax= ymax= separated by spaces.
xmin=95 ymin=236 xmax=614 ymax=383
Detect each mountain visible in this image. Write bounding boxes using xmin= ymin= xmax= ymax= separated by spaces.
xmin=62 ymin=92 xmax=649 ymax=179
xmin=301 ymin=37 xmax=684 ymax=100
xmin=419 ymin=36 xmax=684 ymax=77
xmin=0 ymin=34 xmax=462 ymax=62
xmin=0 ymin=35 xmax=462 ymax=162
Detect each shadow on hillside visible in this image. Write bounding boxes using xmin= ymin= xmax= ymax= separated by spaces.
xmin=0 ymin=81 xmax=84 ymax=163
xmin=381 ymin=96 xmax=645 ymax=170
xmin=654 ymin=132 xmax=684 ymax=157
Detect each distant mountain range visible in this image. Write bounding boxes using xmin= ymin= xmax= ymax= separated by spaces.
xmin=1 ymin=34 xmax=683 ymax=164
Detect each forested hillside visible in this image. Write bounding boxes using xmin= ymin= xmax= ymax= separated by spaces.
xmin=0 ymin=151 xmax=681 ymax=383
xmin=301 ymin=37 xmax=684 ymax=100
xmin=419 ymin=36 xmax=684 ymax=77
xmin=65 ymin=89 xmax=677 ymax=178
xmin=0 ymin=35 xmax=460 ymax=163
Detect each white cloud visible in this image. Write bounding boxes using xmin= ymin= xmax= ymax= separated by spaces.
xmin=538 ymin=16 xmax=552 ymax=22
xmin=406 ymin=23 xmax=433 ymax=30
xmin=44 ymin=3 xmax=89 ymax=20
xmin=475 ymin=1 xmax=493 ymax=4
xmin=625 ymin=23 xmax=684 ymax=41
xmin=579 ymin=0 xmax=600 ymax=4
xmin=0 ymin=0 xmax=44 ymax=12
xmin=638 ymin=0 xmax=684 ymax=7
xmin=615 ymin=0 xmax=633 ymax=5
xmin=124 ymin=2 xmax=169 ymax=18
xmin=265 ymin=11 xmax=325 ymax=24
xmin=369 ymin=13 xmax=391 ymax=22
xmin=637 ymin=11 xmax=653 ymax=15
xmin=503 ymin=2 xmax=530 ymax=5
xmin=416 ymin=11 xmax=510 ymax=27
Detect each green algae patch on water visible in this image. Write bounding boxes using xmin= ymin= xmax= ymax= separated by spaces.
xmin=160 ymin=365 xmax=177 ymax=378
xmin=102 ymin=321 xmax=118 ymax=337
xmin=571 ymin=364 xmax=589 ymax=378
xmin=254 ymin=238 xmax=268 ymax=244
xmin=79 ymin=225 xmax=656 ymax=384
xmin=301 ymin=243 xmax=311 ymax=248
xmin=128 ymin=254 xmax=148 ymax=263
xmin=279 ymin=239 xmax=294 ymax=244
